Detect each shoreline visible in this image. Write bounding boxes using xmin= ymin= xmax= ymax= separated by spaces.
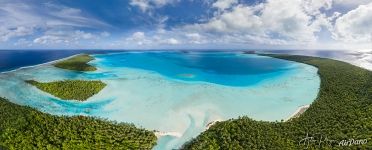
xmin=154 ymin=131 xmax=182 ymax=138
xmin=206 ymin=119 xmax=223 ymax=129
xmin=285 ymin=104 xmax=310 ymax=121
xmin=154 ymin=118 xmax=225 ymax=138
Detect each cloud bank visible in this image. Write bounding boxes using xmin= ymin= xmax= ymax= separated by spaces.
xmin=0 ymin=0 xmax=371 ymax=50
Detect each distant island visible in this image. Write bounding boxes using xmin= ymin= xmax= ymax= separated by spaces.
xmin=54 ymin=54 xmax=97 ymax=71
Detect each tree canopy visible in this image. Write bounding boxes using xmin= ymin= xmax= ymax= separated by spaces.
xmin=54 ymin=54 xmax=97 ymax=71
xmin=182 ymin=54 xmax=372 ymax=149
xmin=26 ymin=80 xmax=106 ymax=101
xmin=0 ymin=97 xmax=157 ymax=149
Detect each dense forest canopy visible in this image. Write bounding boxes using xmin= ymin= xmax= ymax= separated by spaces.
xmin=0 ymin=97 xmax=157 ymax=149
xmin=54 ymin=54 xmax=97 ymax=71
xmin=26 ymin=80 xmax=106 ymax=101
xmin=182 ymin=54 xmax=372 ymax=149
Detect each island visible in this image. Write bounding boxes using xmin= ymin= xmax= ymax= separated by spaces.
xmin=26 ymin=80 xmax=106 ymax=101
xmin=182 ymin=54 xmax=372 ymax=149
xmin=54 ymin=54 xmax=97 ymax=71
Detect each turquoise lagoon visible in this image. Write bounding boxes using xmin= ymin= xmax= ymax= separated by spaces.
xmin=0 ymin=51 xmax=320 ymax=149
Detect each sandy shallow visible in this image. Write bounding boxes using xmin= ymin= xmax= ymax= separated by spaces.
xmin=0 ymin=53 xmax=320 ymax=149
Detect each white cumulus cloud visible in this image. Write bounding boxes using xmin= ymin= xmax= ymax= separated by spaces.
xmin=212 ymin=0 xmax=238 ymax=10
xmin=120 ymin=0 xmax=372 ymax=49
xmin=130 ymin=0 xmax=179 ymax=12
xmin=333 ymin=0 xmax=372 ymax=8
xmin=332 ymin=2 xmax=372 ymax=42
xmin=164 ymin=38 xmax=180 ymax=45
xmin=182 ymin=0 xmax=332 ymax=45
xmin=33 ymin=30 xmax=98 ymax=45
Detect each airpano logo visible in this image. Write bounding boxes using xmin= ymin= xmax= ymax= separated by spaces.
xmin=299 ymin=133 xmax=368 ymax=149
xmin=338 ymin=138 xmax=368 ymax=146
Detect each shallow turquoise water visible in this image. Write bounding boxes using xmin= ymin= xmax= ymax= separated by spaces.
xmin=0 ymin=51 xmax=320 ymax=149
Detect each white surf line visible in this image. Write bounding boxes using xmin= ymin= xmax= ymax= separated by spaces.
xmin=154 ymin=131 xmax=183 ymax=138
xmin=0 ymin=53 xmax=82 ymax=74
xmin=285 ymin=104 xmax=310 ymax=121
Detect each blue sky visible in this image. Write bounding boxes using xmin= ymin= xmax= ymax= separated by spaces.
xmin=0 ymin=0 xmax=371 ymax=50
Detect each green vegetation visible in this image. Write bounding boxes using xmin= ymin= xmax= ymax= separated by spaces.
xmin=183 ymin=54 xmax=372 ymax=149
xmin=26 ymin=80 xmax=106 ymax=101
xmin=54 ymin=54 xmax=97 ymax=71
xmin=0 ymin=97 xmax=157 ymax=150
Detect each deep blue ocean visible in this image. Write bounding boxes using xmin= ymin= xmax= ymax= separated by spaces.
xmin=0 ymin=49 xmax=366 ymax=73
xmin=0 ymin=50 xmax=121 ymax=72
